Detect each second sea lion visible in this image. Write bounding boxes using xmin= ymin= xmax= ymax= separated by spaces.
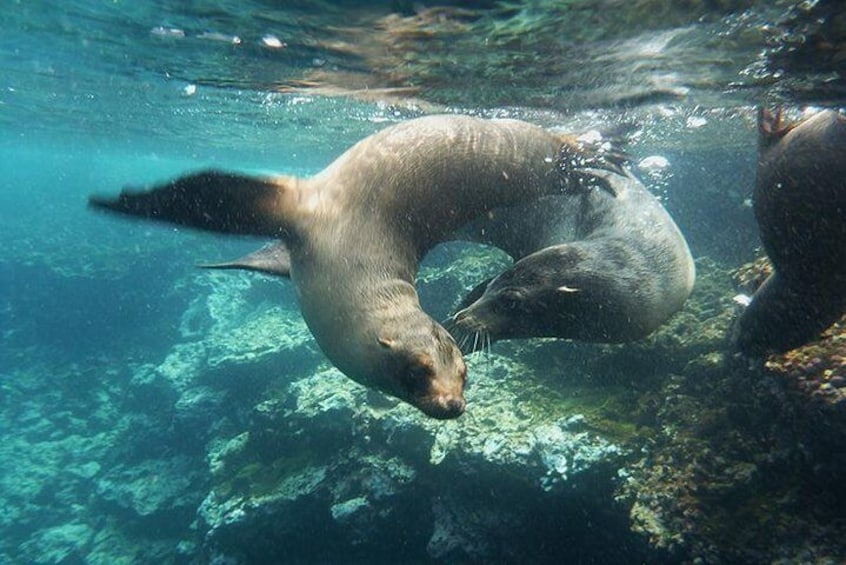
xmin=447 ymin=167 xmax=695 ymax=349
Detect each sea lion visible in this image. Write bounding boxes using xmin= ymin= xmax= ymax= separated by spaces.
xmin=89 ymin=115 xmax=621 ymax=419
xmin=447 ymin=167 xmax=695 ymax=349
xmin=733 ymin=108 xmax=846 ymax=356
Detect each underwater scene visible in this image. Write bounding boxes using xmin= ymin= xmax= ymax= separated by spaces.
xmin=2 ymin=1 xmax=845 ymax=563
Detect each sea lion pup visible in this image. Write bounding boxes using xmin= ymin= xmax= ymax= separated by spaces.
xmin=447 ymin=167 xmax=695 ymax=350
xmin=733 ymin=108 xmax=846 ymax=356
xmin=89 ymin=115 xmax=621 ymax=419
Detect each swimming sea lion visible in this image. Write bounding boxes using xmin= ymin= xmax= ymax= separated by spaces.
xmin=447 ymin=167 xmax=695 ymax=349
xmin=733 ymin=108 xmax=846 ymax=355
xmin=89 ymin=115 xmax=621 ymax=419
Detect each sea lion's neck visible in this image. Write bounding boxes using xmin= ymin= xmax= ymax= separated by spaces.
xmin=291 ymin=251 xmax=421 ymax=376
xmin=303 ymin=117 xmax=567 ymax=256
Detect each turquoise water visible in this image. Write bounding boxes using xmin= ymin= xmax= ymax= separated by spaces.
xmin=2 ymin=1 xmax=844 ymax=564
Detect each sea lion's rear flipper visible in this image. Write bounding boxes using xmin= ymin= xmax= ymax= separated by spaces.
xmin=573 ymin=167 xmax=637 ymax=199
xmin=199 ymin=242 xmax=292 ymax=278
xmin=733 ymin=271 xmax=846 ymax=356
xmin=89 ymin=170 xmax=297 ymax=237
xmin=557 ymin=131 xmax=630 ymax=197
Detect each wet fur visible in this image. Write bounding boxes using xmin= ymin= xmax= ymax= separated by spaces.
xmin=448 ymin=168 xmax=695 ymax=350
xmin=734 ymin=108 xmax=846 ymax=355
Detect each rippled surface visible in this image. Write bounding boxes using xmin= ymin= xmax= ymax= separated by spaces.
xmin=1 ymin=1 xmax=841 ymax=309
xmin=0 ymin=0 xmax=842 ymax=283
xmin=2 ymin=1 xmax=843 ymax=152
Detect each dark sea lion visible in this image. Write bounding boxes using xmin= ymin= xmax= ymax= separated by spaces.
xmin=90 ymin=115 xmax=621 ymax=419
xmin=734 ymin=108 xmax=846 ymax=356
xmin=447 ymin=167 xmax=695 ymax=349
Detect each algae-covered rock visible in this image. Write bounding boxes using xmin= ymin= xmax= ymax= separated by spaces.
xmin=196 ymin=343 xmax=639 ymax=562
xmin=610 ymin=257 xmax=846 ymax=563
xmin=174 ymin=249 xmax=751 ymax=563
xmin=13 ymin=233 xmax=846 ymax=563
xmin=96 ymin=456 xmax=202 ymax=518
xmin=18 ymin=522 xmax=95 ymax=564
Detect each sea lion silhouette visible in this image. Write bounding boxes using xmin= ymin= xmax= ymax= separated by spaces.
xmin=734 ymin=108 xmax=846 ymax=355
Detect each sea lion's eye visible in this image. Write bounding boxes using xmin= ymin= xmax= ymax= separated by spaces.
xmin=409 ymin=355 xmax=435 ymax=379
xmin=496 ymin=288 xmax=523 ymax=311
xmin=401 ymin=357 xmax=434 ymax=396
xmin=409 ymin=364 xmax=430 ymax=379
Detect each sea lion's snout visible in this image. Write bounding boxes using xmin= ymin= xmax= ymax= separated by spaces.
xmin=451 ymin=306 xmax=479 ymax=330
xmin=412 ymin=349 xmax=467 ymax=420
xmin=422 ymin=394 xmax=466 ymax=420
xmin=451 ymin=302 xmax=499 ymax=334
xmin=447 ymin=299 xmax=506 ymax=355
xmin=378 ymin=327 xmax=467 ymax=419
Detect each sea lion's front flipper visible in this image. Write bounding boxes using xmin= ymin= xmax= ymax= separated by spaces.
xmin=89 ymin=170 xmax=298 ymax=237
xmin=199 ymin=242 xmax=292 ymax=278
xmin=733 ymin=271 xmax=846 ymax=356
xmin=758 ymin=107 xmax=798 ymax=150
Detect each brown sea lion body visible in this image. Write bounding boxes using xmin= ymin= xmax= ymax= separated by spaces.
xmin=734 ymin=108 xmax=846 ymax=355
xmin=90 ymin=115 xmax=616 ymax=418
xmin=448 ymin=167 xmax=695 ymax=349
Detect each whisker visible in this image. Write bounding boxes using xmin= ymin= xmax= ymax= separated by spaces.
xmin=486 ymin=332 xmax=493 ymax=371
xmin=460 ymin=333 xmax=473 ymax=354
xmin=457 ymin=330 xmax=468 ymax=348
xmin=472 ymin=331 xmax=480 ymax=355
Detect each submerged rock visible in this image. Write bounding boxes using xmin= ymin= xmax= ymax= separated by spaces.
xmin=18 ymin=522 xmax=95 ymax=564
xmin=9 ymin=244 xmax=846 ymax=563
xmin=196 ymin=350 xmax=637 ymax=562
xmin=96 ymin=456 xmax=201 ymax=518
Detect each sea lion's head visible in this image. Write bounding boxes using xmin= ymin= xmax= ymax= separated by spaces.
xmin=373 ymin=315 xmax=467 ymax=420
xmin=449 ymin=246 xmax=605 ymax=349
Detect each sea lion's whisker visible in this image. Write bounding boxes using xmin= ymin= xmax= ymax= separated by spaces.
xmin=457 ymin=331 xmax=470 ymax=352
xmin=461 ymin=330 xmax=472 ymax=354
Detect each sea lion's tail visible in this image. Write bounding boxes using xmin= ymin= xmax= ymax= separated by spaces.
xmin=89 ymin=170 xmax=300 ymax=238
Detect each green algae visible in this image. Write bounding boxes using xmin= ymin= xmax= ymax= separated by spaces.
xmin=214 ymin=446 xmax=325 ymax=501
xmin=497 ymin=370 xmax=650 ymax=446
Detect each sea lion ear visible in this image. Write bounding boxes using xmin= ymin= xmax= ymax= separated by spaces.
xmin=377 ymin=336 xmax=397 ymax=349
